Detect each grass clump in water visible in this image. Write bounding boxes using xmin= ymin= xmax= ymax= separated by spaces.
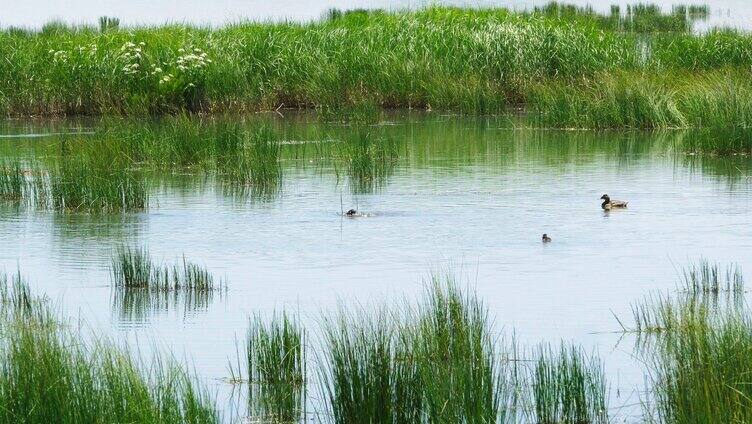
xmin=221 ymin=126 xmax=282 ymax=201
xmin=629 ymin=260 xmax=744 ymax=334
xmin=50 ymin=154 xmax=148 ymax=213
xmin=111 ymin=246 xmax=224 ymax=292
xmin=110 ymin=246 xmax=225 ymax=320
xmin=411 ymin=273 xmax=510 ymax=423
xmin=338 ymin=130 xmax=399 ymax=193
xmin=0 ymin=271 xmax=220 ymax=423
xmin=650 ymin=312 xmax=752 ymax=423
xmin=319 ymin=272 xmax=517 ymax=423
xmin=528 ymin=343 xmax=609 ymax=424
xmin=247 ymin=313 xmax=306 ymax=422
xmin=320 ymin=306 xmax=423 ymax=423
xmin=0 ymin=161 xmax=25 ymax=202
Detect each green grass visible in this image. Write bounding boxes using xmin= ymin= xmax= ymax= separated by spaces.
xmin=0 ymin=154 xmax=147 ymax=213
xmin=319 ymin=272 xmax=518 ymax=423
xmin=0 ymin=160 xmax=25 ymax=202
xmin=338 ymin=129 xmax=400 ymax=193
xmin=650 ymin=312 xmax=752 ymax=423
xmin=0 ymin=271 xmax=219 ymax=423
xmin=628 ymin=261 xmax=745 ymax=334
xmin=637 ymin=262 xmax=752 ymax=423
xmin=529 ymin=343 xmax=608 ymax=424
xmin=529 ymin=2 xmax=708 ymax=33
xmin=110 ymin=246 xmax=225 ymax=319
xmin=2 ymin=5 xmax=752 ymax=122
xmin=247 ymin=313 xmax=306 ymax=422
xmin=111 ymin=245 xmax=224 ymax=292
xmin=319 ymin=306 xmax=422 ymax=423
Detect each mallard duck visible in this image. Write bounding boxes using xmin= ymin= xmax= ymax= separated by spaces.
xmin=345 ymin=209 xmax=358 ymax=217
xmin=600 ymin=194 xmax=628 ymax=210
xmin=542 ymin=233 xmax=552 ymax=243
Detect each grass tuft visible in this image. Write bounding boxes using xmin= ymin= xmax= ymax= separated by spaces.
xmin=247 ymin=313 xmax=306 ymax=422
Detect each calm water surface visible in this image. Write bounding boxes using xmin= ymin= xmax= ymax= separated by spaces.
xmin=1 ymin=114 xmax=751 ymax=421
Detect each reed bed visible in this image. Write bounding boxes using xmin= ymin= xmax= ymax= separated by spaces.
xmin=529 ymin=344 xmax=608 ymax=424
xmin=0 ymin=271 xmax=219 ymax=423
xmin=247 ymin=313 xmax=306 ymax=422
xmin=319 ymin=307 xmax=423 ymax=423
xmin=2 ymin=5 xmax=752 ymax=121
xmin=0 ymin=161 xmax=25 ymax=202
xmin=636 ymin=262 xmax=752 ymax=423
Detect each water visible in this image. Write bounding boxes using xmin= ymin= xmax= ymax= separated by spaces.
xmin=1 ymin=114 xmax=752 ymax=421
xmin=2 ymin=0 xmax=752 ymax=30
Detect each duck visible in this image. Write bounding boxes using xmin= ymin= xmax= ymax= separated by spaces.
xmin=344 ymin=208 xmax=358 ymax=217
xmin=600 ymin=194 xmax=628 ymax=210
xmin=542 ymin=234 xmax=552 ymax=243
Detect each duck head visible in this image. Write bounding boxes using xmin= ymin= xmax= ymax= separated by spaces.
xmin=345 ymin=209 xmax=357 ymax=216
xmin=600 ymin=194 xmax=611 ymax=209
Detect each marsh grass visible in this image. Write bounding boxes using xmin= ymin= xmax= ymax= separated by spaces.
xmin=247 ymin=313 xmax=306 ymax=422
xmin=3 ymin=6 xmax=752 ymax=120
xmin=111 ymin=246 xmax=224 ymax=292
xmin=319 ymin=307 xmax=420 ymax=424
xmin=531 ymin=2 xmax=708 ymax=33
xmin=528 ymin=344 xmax=608 ymax=424
xmin=319 ymin=272 xmax=518 ymax=423
xmin=650 ymin=312 xmax=752 ymax=424
xmin=643 ymin=274 xmax=752 ymax=423
xmin=680 ymin=259 xmax=744 ymax=298
xmin=1 ymin=153 xmax=147 ymax=213
xmin=0 ymin=160 xmax=25 ymax=202
xmin=220 ymin=126 xmax=282 ymax=200
xmin=0 ymin=271 xmax=219 ymax=423
xmin=629 ymin=261 xmax=745 ymax=334
xmin=338 ymin=130 xmax=399 ymax=193
xmin=0 ymin=159 xmax=51 ymax=208
xmin=110 ymin=246 xmax=225 ymax=319
xmin=412 ymin=273 xmax=509 ymax=423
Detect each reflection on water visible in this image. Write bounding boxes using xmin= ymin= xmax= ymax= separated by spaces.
xmin=112 ymin=287 xmax=223 ymax=324
xmin=1 ymin=113 xmax=752 ymax=420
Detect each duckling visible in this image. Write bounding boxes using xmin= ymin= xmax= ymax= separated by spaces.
xmin=600 ymin=194 xmax=628 ymax=210
xmin=344 ymin=209 xmax=358 ymax=217
xmin=542 ymin=233 xmax=552 ymax=243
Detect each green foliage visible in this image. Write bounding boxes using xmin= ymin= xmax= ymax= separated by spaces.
xmin=111 ymin=245 xmax=224 ymax=292
xmin=247 ymin=313 xmax=306 ymax=422
xmin=3 ymin=6 xmax=750 ymax=117
xmin=530 ymin=344 xmax=608 ymax=424
xmin=0 ymin=271 xmax=219 ymax=423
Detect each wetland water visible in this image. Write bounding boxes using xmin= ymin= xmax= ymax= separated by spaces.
xmin=1 ymin=114 xmax=752 ymax=421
